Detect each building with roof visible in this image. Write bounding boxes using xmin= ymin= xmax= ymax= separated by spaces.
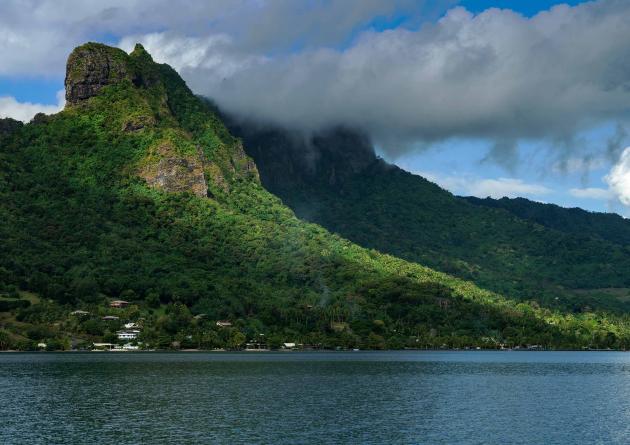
xmin=117 ymin=330 xmax=140 ymax=340
xmin=71 ymin=310 xmax=90 ymax=316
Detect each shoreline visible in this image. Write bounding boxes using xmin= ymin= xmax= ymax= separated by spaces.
xmin=1 ymin=348 xmax=627 ymax=353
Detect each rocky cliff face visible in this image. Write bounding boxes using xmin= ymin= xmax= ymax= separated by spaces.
xmin=64 ymin=43 xmax=161 ymax=106
xmin=139 ymin=142 xmax=208 ymax=197
xmin=65 ymin=43 xmax=134 ymax=105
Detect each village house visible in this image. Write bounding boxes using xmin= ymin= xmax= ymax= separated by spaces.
xmin=245 ymin=341 xmax=269 ymax=351
xmin=216 ymin=320 xmax=232 ymax=328
xmin=117 ymin=330 xmax=140 ymax=340
xmin=102 ymin=315 xmax=119 ymax=321
xmin=71 ymin=310 xmax=90 ymax=316
xmin=124 ymin=322 xmax=140 ymax=329
xmin=92 ymin=343 xmax=115 ymax=351
xmin=110 ymin=300 xmax=130 ymax=308
xmin=112 ymin=343 xmax=141 ymax=351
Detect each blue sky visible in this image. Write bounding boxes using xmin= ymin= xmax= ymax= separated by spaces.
xmin=388 ymin=1 xmax=625 ymax=214
xmin=459 ymin=0 xmax=586 ymax=16
xmin=1 ymin=0 xmax=629 ymax=215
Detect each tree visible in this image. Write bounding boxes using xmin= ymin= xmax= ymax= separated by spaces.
xmin=227 ymin=331 xmax=246 ymax=349
xmin=0 ymin=330 xmax=11 ymax=350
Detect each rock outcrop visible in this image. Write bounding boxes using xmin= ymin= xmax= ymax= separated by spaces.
xmin=143 ymin=157 xmax=208 ymax=197
xmin=231 ymin=141 xmax=259 ymax=178
xmin=139 ymin=142 xmax=208 ymax=197
xmin=64 ymin=43 xmax=160 ymax=106
xmin=121 ymin=114 xmax=156 ymax=133
xmin=65 ymin=43 xmax=134 ymax=105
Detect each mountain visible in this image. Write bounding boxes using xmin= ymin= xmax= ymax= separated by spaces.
xmin=224 ymin=118 xmax=630 ymax=314
xmin=0 ymin=43 xmax=628 ymax=351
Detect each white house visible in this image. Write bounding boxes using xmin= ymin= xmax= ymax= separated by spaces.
xmin=117 ymin=330 xmax=140 ymax=340
xmin=124 ymin=322 xmax=140 ymax=329
xmin=71 ymin=310 xmax=90 ymax=316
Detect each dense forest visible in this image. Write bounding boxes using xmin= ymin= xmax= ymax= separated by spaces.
xmin=1 ymin=43 xmax=630 ymax=351
xmin=227 ymin=121 xmax=630 ymax=314
xmin=464 ymin=196 xmax=630 ymax=246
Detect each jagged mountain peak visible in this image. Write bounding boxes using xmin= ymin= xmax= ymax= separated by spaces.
xmin=61 ymin=42 xmax=258 ymax=196
xmin=65 ymin=43 xmax=132 ymax=105
xmin=64 ymin=42 xmax=164 ymax=106
xmin=130 ymin=43 xmax=152 ymax=61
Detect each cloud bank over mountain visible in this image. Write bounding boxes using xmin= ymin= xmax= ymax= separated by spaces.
xmin=3 ymin=0 xmax=627 ymax=155
xmin=0 ymin=0 xmax=443 ymax=76
xmin=120 ymin=1 xmax=630 ymax=160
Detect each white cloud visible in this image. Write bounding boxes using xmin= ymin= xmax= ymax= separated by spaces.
xmin=124 ymin=0 xmax=630 ymax=159
xmin=552 ymin=157 xmax=608 ymax=175
xmin=606 ymin=147 xmax=630 ymax=206
xmin=0 ymin=90 xmax=65 ymax=122
xmin=0 ymin=0 xmax=436 ymax=76
xmin=417 ymin=171 xmax=552 ymax=199
xmin=118 ymin=33 xmax=265 ymax=79
xmin=568 ymin=187 xmax=613 ymax=200
xmin=467 ymin=178 xmax=552 ymax=199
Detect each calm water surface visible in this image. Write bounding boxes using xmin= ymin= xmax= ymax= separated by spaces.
xmin=1 ymin=351 xmax=630 ymax=444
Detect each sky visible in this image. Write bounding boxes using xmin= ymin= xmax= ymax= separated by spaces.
xmin=1 ymin=0 xmax=629 ymax=215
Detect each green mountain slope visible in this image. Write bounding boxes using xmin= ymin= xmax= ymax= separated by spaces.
xmin=464 ymin=196 xmax=630 ymax=246
xmin=226 ymin=121 xmax=630 ymax=313
xmin=1 ymin=43 xmax=629 ymax=351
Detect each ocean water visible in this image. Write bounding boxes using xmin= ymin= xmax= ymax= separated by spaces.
xmin=1 ymin=351 xmax=629 ymax=444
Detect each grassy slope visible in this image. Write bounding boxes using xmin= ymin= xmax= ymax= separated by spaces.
xmin=1 ymin=43 xmax=629 ymax=350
